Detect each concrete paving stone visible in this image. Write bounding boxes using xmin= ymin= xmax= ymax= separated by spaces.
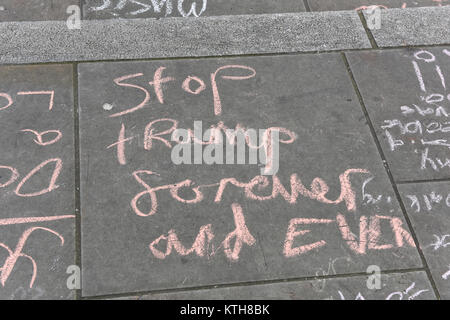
xmin=399 ymin=182 xmax=450 ymax=299
xmin=307 ymin=0 xmax=450 ymax=11
xmin=0 ymin=0 xmax=80 ymax=22
xmin=346 ymin=47 xmax=450 ymax=182
xmin=131 ymin=271 xmax=436 ymax=300
xmin=0 ymin=64 xmax=76 ymax=299
xmin=83 ymin=0 xmax=305 ymax=20
xmin=78 ymin=53 xmax=421 ymax=297
xmin=364 ymin=6 xmax=450 ymax=47
xmin=0 ymin=11 xmax=371 ymax=65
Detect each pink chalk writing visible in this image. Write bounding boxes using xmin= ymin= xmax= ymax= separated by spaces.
xmin=17 ymin=91 xmax=55 ymax=110
xmin=148 ymin=67 xmax=175 ymax=104
xmin=131 ymin=168 xmax=368 ymax=217
xmin=0 ymin=227 xmax=65 ymax=288
xmin=0 ymin=158 xmax=63 ymax=197
xmin=284 ymin=218 xmax=333 ymax=257
xmin=21 ymin=129 xmax=62 ymax=146
xmin=0 ymin=93 xmax=13 ymax=111
xmin=110 ymin=73 xmax=150 ymax=117
xmin=182 ymin=76 xmax=206 ymax=95
xmin=107 ymin=65 xmax=256 ymax=118
xmin=107 ymin=123 xmax=133 ymax=165
xmin=149 ymin=203 xmax=255 ymax=261
xmin=0 ymin=165 xmax=19 ymax=188
xmin=0 ymin=85 xmax=71 ymax=291
xmin=14 ymin=158 xmax=63 ymax=197
xmin=283 ymin=214 xmax=414 ymax=258
xmin=210 ymin=65 xmax=256 ymax=115
xmin=0 ymin=215 xmax=75 ymax=226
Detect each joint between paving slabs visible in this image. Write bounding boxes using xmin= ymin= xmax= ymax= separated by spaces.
xmin=57 ymin=40 xmax=448 ymax=300
xmin=3 ymin=44 xmax=450 ymax=68
xmin=72 ymin=62 xmax=82 ymax=300
xmin=357 ymin=9 xmax=378 ymax=49
xmin=340 ymin=52 xmax=441 ymax=300
xmin=79 ymin=0 xmax=84 ymax=20
xmin=81 ymin=267 xmax=428 ymax=300
xmin=303 ymin=0 xmax=311 ymax=12
xmin=397 ymin=177 xmax=450 ymax=185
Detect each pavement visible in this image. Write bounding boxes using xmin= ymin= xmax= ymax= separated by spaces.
xmin=0 ymin=0 xmax=449 ymax=300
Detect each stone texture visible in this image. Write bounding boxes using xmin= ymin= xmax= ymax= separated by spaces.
xmin=83 ymin=0 xmax=305 ymax=19
xmin=347 ymin=47 xmax=450 ymax=182
xmin=133 ymin=272 xmax=436 ymax=300
xmin=365 ymin=6 xmax=450 ymax=47
xmin=0 ymin=64 xmax=76 ymax=299
xmin=0 ymin=0 xmax=80 ymax=22
xmin=0 ymin=11 xmax=370 ymax=65
xmin=399 ymin=182 xmax=450 ymax=299
xmin=307 ymin=0 xmax=450 ymax=11
xmin=78 ymin=53 xmax=421 ymax=297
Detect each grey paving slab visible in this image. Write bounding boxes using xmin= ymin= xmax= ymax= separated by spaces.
xmin=0 ymin=0 xmax=80 ymax=22
xmin=0 ymin=11 xmax=371 ymax=65
xmin=347 ymin=47 xmax=450 ymax=182
xmin=83 ymin=0 xmax=305 ymax=19
xmin=0 ymin=64 xmax=76 ymax=299
xmin=364 ymin=6 xmax=450 ymax=47
xmin=132 ymin=272 xmax=436 ymax=300
xmin=307 ymin=0 xmax=449 ymax=11
xmin=399 ymin=182 xmax=450 ymax=299
xmin=79 ymin=53 xmax=421 ymax=297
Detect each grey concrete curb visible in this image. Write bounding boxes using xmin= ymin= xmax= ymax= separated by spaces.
xmin=1 ymin=6 xmax=449 ymax=65
xmin=365 ymin=6 xmax=450 ymax=47
xmin=0 ymin=11 xmax=369 ymax=64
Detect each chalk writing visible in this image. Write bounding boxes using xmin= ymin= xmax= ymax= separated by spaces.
xmin=20 ymin=129 xmax=62 ymax=146
xmin=400 ymin=182 xmax=450 ymax=297
xmin=108 ymin=65 xmax=255 ymax=118
xmin=426 ymin=234 xmax=450 ymax=250
xmin=0 ymin=82 xmax=74 ymax=292
xmin=79 ymin=54 xmax=427 ymax=296
xmin=443 ymin=266 xmax=450 ymax=280
xmin=93 ymin=61 xmax=420 ymax=265
xmin=0 ymin=227 xmax=64 ymax=288
xmin=337 ymin=282 xmax=429 ymax=300
xmin=86 ymin=0 xmax=207 ymax=17
xmin=130 ymin=168 xmax=368 ymax=217
xmin=381 ymin=49 xmax=450 ymax=173
xmin=361 ymin=176 xmax=393 ymax=209
xmin=147 ymin=204 xmax=415 ymax=261
xmin=312 ymin=257 xmax=353 ymax=292
xmin=405 ymin=191 xmax=450 ymax=212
